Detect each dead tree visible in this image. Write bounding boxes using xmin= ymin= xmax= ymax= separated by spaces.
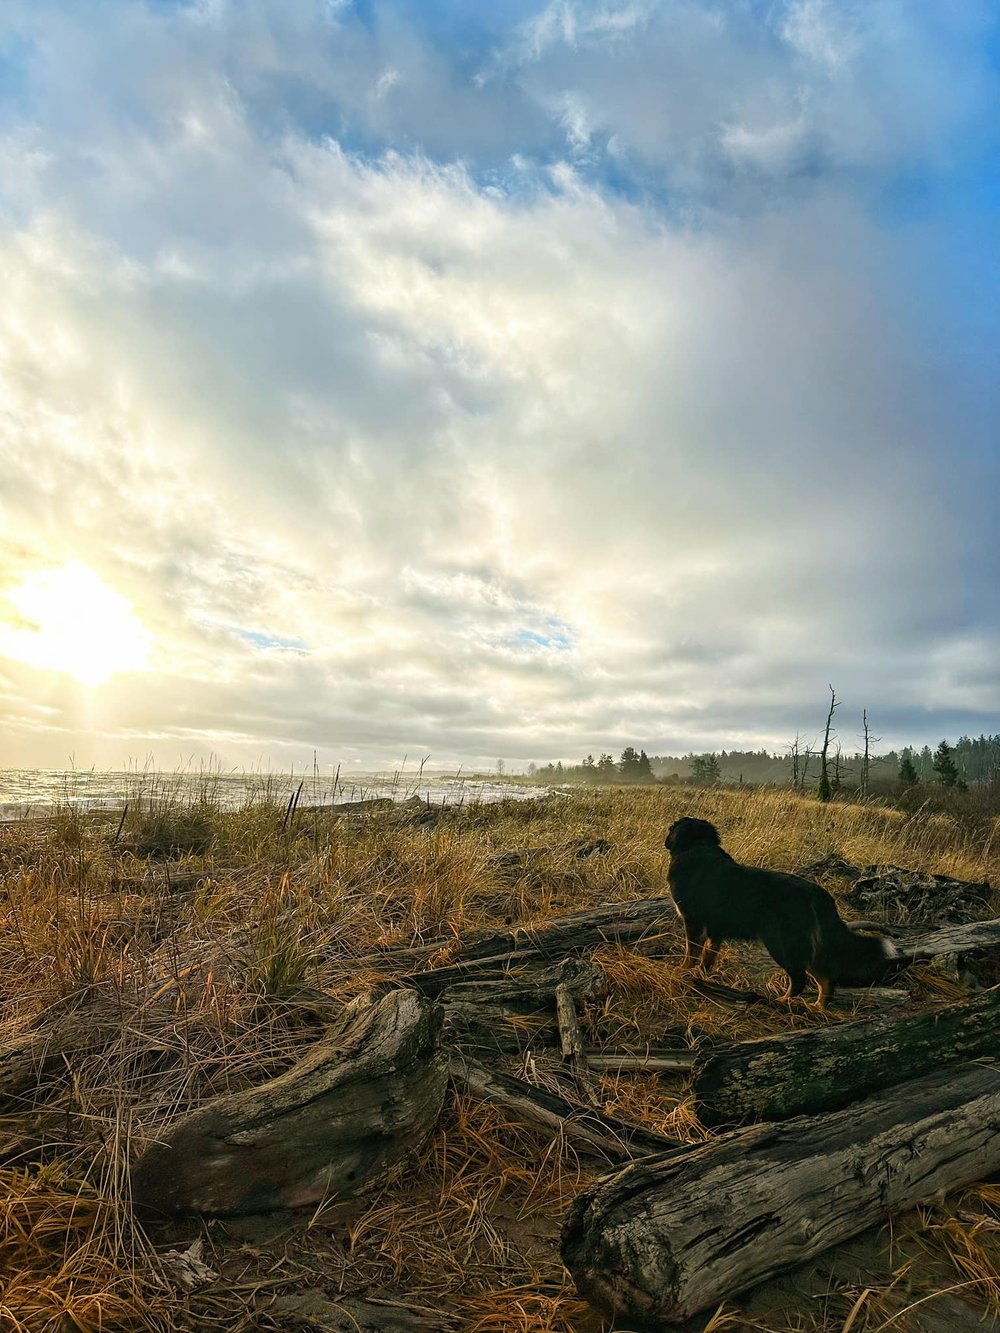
xmin=817 ymin=685 xmax=839 ymax=801
xmin=785 ymin=732 xmax=802 ymax=789
xmin=860 ymin=710 xmax=880 ymax=800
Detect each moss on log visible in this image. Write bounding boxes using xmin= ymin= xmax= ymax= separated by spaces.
xmin=693 ymin=986 xmax=1000 ymax=1126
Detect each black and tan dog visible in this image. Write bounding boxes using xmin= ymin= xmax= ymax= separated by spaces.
xmin=665 ymin=817 xmax=894 ymax=1006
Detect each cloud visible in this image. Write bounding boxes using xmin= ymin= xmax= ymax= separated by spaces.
xmin=0 ymin=0 xmax=996 ymax=768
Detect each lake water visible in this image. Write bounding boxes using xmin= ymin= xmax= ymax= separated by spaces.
xmin=0 ymin=767 xmax=541 ymax=822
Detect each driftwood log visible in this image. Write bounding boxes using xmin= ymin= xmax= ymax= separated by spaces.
xmin=0 ymin=1012 xmax=117 ymax=1109
xmin=562 ymin=1059 xmax=1000 ymax=1326
xmin=451 ymin=1055 xmax=683 ymax=1162
xmin=131 ymin=989 xmax=446 ymax=1217
xmin=899 ymin=916 xmax=1000 ymax=964
xmin=408 ymin=897 xmax=676 ymax=999
xmin=693 ymin=985 xmax=1000 ymax=1126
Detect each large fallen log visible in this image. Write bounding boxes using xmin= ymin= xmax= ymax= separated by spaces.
xmin=458 ymin=896 xmax=676 ymax=962
xmin=407 ymin=898 xmax=676 ymax=997
xmin=450 ymin=1056 xmax=684 ymax=1162
xmin=562 ymin=1059 xmax=1000 ymax=1326
xmin=693 ymin=985 xmax=1000 ymax=1126
xmin=131 ymin=989 xmax=447 ymax=1217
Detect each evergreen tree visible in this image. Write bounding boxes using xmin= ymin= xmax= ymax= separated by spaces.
xmin=689 ymin=753 xmax=721 ymax=785
xmin=637 ymin=749 xmax=653 ymax=780
xmin=898 ymin=752 xmax=919 ymax=786
xmin=932 ymin=740 xmax=965 ymax=788
xmin=596 ymin=753 xmax=617 ymax=780
xmin=619 ymin=746 xmax=641 ymax=779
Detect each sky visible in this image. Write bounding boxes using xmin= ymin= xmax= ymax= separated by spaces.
xmin=0 ymin=0 xmax=998 ymax=773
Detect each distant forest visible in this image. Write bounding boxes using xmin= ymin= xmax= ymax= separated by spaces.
xmin=527 ymin=734 xmax=1000 ymax=790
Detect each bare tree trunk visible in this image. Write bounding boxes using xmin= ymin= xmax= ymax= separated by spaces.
xmin=818 ymin=684 xmax=838 ymax=801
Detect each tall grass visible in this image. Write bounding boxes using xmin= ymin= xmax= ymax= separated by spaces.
xmin=0 ymin=781 xmax=997 ymax=1330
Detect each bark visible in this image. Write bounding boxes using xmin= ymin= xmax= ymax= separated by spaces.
xmin=450 ymin=1055 xmax=683 ymax=1162
xmin=693 ymin=986 xmax=1000 ymax=1126
xmin=131 ymin=989 xmax=447 ymax=1218
xmin=562 ymin=1059 xmax=1000 ymax=1326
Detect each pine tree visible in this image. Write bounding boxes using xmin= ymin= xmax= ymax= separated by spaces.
xmin=932 ymin=740 xmax=965 ymax=788
xmin=637 ymin=749 xmax=653 ymax=780
xmin=619 ymin=747 xmax=641 ymax=779
xmin=689 ymin=753 xmax=721 ymax=785
xmin=898 ymin=752 xmax=919 ymax=786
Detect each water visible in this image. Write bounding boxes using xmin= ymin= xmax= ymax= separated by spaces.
xmin=0 ymin=767 xmax=542 ymax=823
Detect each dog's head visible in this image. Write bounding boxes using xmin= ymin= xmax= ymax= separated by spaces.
xmin=664 ymin=817 xmax=721 ymax=854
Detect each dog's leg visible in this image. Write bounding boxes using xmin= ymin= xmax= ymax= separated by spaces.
xmin=814 ymin=976 xmax=834 ymax=1010
xmin=783 ymin=970 xmax=807 ymax=1000
xmin=681 ymin=926 xmax=707 ymax=971
xmin=700 ymin=940 xmax=719 ymax=974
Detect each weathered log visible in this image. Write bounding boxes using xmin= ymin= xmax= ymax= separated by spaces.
xmin=439 ymin=957 xmax=604 ymax=1056
xmin=408 ymin=898 xmax=676 ymax=997
xmin=441 ymin=996 xmax=557 ymax=1055
xmin=900 ymin=916 xmax=1000 ymax=964
xmin=131 ymin=989 xmax=447 ymax=1217
xmin=0 ymin=1012 xmax=115 ymax=1108
xmin=562 ymin=1059 xmax=1000 ymax=1326
xmin=585 ymin=1052 xmax=696 ymax=1073
xmin=693 ymin=986 xmax=1000 ymax=1126
xmin=458 ymin=896 xmax=676 ymax=963
xmin=450 ymin=1056 xmax=683 ymax=1162
xmin=555 ymin=980 xmax=600 ymax=1106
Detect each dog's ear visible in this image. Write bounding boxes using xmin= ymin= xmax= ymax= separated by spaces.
xmin=665 ymin=818 xmax=720 ymax=852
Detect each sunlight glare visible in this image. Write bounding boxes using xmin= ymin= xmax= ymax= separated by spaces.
xmin=0 ymin=562 xmax=151 ymax=685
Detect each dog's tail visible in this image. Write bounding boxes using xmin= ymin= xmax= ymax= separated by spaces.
xmin=811 ymin=899 xmax=897 ymax=986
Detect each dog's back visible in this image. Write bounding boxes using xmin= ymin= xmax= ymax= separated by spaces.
xmin=665 ymin=816 xmax=893 ymax=1004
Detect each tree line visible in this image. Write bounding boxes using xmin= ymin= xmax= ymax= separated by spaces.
xmin=527 ymin=733 xmax=1000 ymax=791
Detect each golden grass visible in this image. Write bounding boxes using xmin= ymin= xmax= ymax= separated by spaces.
xmin=0 ymin=1163 xmax=167 ymax=1333
xmin=0 ymin=780 xmax=998 ymax=1330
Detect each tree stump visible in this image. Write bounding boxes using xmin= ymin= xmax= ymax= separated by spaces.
xmin=131 ymin=989 xmax=446 ymax=1217
xmin=562 ymin=1059 xmax=1000 ymax=1326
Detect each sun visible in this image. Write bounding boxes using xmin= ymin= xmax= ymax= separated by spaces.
xmin=0 ymin=562 xmax=151 ymax=685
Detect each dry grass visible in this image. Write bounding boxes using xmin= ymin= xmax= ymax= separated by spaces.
xmin=0 ymin=1162 xmax=167 ymax=1332
xmin=0 ymin=780 xmax=998 ymax=1330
